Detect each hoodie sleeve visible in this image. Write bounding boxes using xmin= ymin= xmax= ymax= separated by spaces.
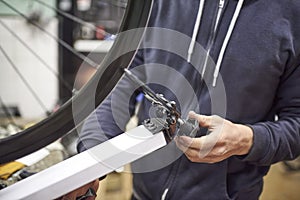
xmin=244 ymin=63 xmax=300 ymax=165
xmin=77 ymin=50 xmax=145 ymax=153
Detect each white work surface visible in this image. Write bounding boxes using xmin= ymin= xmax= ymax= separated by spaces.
xmin=0 ymin=125 xmax=166 ymax=199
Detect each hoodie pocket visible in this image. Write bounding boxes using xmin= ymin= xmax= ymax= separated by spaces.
xmin=167 ymin=157 xmax=231 ymax=200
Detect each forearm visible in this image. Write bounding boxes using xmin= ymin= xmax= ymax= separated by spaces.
xmin=243 ymin=117 xmax=300 ymax=165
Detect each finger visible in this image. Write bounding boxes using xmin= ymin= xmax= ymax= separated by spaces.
xmin=184 ymin=147 xmax=200 ymax=159
xmin=86 ymin=196 xmax=97 ymax=200
xmin=80 ymin=181 xmax=98 ymax=200
xmin=177 ymin=136 xmax=202 ymax=150
xmin=177 ymin=138 xmax=226 ymax=164
xmin=182 ymin=147 xmax=216 ymax=163
xmin=176 ymin=139 xmax=203 ymax=162
xmin=62 ymin=181 xmax=97 ymax=200
xmin=184 ymin=147 xmax=227 ymax=164
xmin=175 ymin=139 xmax=202 ymax=162
xmin=61 ymin=193 xmax=76 ymax=200
xmin=178 ymin=135 xmax=224 ymax=161
xmin=91 ymin=180 xmax=99 ymax=193
xmin=76 ymin=188 xmax=97 ymax=200
xmin=188 ymin=111 xmax=212 ymax=128
xmin=175 ymin=137 xmax=190 ymax=152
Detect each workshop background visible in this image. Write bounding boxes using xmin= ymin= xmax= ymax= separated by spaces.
xmin=0 ymin=0 xmax=299 ymax=199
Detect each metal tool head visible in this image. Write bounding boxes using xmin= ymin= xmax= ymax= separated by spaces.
xmin=124 ymin=68 xmax=199 ymax=141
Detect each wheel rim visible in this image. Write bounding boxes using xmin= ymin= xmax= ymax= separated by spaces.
xmin=0 ymin=0 xmax=153 ymax=164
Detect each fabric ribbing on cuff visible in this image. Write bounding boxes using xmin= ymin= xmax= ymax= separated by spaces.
xmin=242 ymin=124 xmax=271 ymax=165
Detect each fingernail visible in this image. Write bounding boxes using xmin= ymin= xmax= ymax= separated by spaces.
xmin=188 ymin=111 xmax=198 ymax=119
xmin=188 ymin=111 xmax=195 ymax=116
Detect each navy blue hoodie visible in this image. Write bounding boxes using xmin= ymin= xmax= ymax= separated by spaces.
xmin=78 ymin=0 xmax=300 ymax=199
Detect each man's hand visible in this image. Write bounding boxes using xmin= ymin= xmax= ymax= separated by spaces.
xmin=57 ymin=179 xmax=99 ymax=200
xmin=175 ymin=111 xmax=253 ymax=163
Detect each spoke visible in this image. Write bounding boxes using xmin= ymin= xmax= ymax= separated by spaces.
xmin=107 ymin=0 xmax=127 ymax=8
xmin=0 ymin=44 xmax=50 ymax=115
xmin=0 ymin=0 xmax=153 ymax=164
xmin=33 ymin=0 xmax=113 ymax=37
xmin=0 ymin=0 xmax=99 ymax=68
xmin=0 ymin=19 xmax=75 ymax=95
xmin=0 ymin=96 xmax=18 ymax=126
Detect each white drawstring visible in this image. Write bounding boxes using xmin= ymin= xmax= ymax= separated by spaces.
xmin=212 ymin=0 xmax=245 ymax=87
xmin=161 ymin=188 xmax=169 ymax=200
xmin=187 ymin=0 xmax=205 ymax=63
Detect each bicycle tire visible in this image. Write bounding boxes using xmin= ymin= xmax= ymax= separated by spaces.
xmin=0 ymin=0 xmax=153 ymax=164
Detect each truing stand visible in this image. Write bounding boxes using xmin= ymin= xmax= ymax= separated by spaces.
xmin=0 ymin=125 xmax=166 ymax=199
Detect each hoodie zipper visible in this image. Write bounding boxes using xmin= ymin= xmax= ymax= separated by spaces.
xmin=213 ymin=0 xmax=245 ymax=87
xmin=160 ymin=3 xmax=226 ymax=199
xmin=201 ymin=0 xmax=225 ymax=77
xmin=214 ymin=0 xmax=225 ymax=35
xmin=188 ymin=0 xmax=245 ymax=86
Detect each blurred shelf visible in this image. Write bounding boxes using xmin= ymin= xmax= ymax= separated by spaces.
xmin=74 ymin=40 xmax=114 ymax=53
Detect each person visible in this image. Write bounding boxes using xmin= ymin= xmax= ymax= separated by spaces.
xmin=61 ymin=0 xmax=300 ymax=199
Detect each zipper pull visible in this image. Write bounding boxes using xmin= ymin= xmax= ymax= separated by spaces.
xmin=219 ymin=0 xmax=225 ymax=8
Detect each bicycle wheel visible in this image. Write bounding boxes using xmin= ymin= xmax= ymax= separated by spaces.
xmin=0 ymin=0 xmax=153 ymax=164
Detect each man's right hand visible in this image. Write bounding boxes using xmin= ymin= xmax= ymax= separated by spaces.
xmin=57 ymin=179 xmax=99 ymax=200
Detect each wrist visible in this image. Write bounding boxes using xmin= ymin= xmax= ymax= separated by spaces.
xmin=236 ymin=124 xmax=254 ymax=155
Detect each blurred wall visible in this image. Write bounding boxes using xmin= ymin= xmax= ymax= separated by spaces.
xmin=0 ymin=0 xmax=58 ymax=118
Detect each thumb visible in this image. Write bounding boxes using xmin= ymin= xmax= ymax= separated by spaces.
xmin=188 ymin=111 xmax=212 ymax=128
